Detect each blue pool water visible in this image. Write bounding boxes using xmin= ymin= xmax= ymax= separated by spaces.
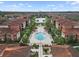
xmin=35 ymin=32 xmax=45 ymax=41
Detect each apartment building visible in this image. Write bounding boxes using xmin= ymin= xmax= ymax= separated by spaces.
xmin=0 ymin=16 xmax=28 ymax=41
xmin=52 ymin=16 xmax=79 ymax=41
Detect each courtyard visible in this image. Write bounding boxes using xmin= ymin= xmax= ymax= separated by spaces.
xmin=29 ymin=18 xmax=53 ymax=57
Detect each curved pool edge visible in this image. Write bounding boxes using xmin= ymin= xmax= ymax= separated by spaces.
xmin=35 ymin=32 xmax=45 ymax=41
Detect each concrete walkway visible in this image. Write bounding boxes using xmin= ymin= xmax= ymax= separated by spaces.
xmin=38 ymin=44 xmax=43 ymax=57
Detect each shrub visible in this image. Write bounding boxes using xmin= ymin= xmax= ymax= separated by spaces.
xmin=32 ymin=44 xmax=39 ymax=49
xmin=43 ymin=48 xmax=49 ymax=54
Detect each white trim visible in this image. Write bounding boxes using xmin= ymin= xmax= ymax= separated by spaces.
xmin=22 ymin=22 xmax=26 ymax=29
xmin=0 ymin=26 xmax=8 ymax=28
xmin=61 ymin=32 xmax=65 ymax=37
xmin=73 ymin=26 xmax=79 ymax=28
xmin=35 ymin=18 xmax=45 ymax=23
xmin=16 ymin=32 xmax=20 ymax=39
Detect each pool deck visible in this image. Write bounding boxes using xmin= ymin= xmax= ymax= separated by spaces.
xmin=29 ymin=26 xmax=53 ymax=45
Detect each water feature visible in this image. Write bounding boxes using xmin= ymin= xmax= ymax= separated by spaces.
xmin=35 ymin=32 xmax=45 ymax=41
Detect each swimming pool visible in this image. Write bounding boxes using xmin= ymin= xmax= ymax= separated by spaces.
xmin=35 ymin=32 xmax=45 ymax=41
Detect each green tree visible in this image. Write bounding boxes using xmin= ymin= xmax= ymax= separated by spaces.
xmin=66 ymin=35 xmax=77 ymax=45
xmin=0 ymin=11 xmax=5 ymax=17
xmin=32 ymin=44 xmax=39 ymax=49
xmin=54 ymin=36 xmax=65 ymax=45
xmin=44 ymin=48 xmax=49 ymax=54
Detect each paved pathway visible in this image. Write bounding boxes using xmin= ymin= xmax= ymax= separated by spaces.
xmin=38 ymin=44 xmax=43 ymax=57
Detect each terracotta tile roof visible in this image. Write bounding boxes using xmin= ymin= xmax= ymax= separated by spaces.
xmin=0 ymin=45 xmax=6 ymax=55
xmin=68 ymin=47 xmax=79 ymax=57
xmin=53 ymin=16 xmax=79 ymax=28
xmin=0 ymin=44 xmax=19 ymax=56
xmin=2 ymin=46 xmax=31 ymax=57
xmin=10 ymin=18 xmax=26 ymax=25
xmin=0 ymin=28 xmax=10 ymax=33
xmin=9 ymin=21 xmax=19 ymax=25
xmin=0 ymin=44 xmax=31 ymax=57
xmin=61 ymin=21 xmax=78 ymax=28
xmin=0 ymin=28 xmax=19 ymax=34
xmin=0 ymin=28 xmax=11 ymax=38
xmin=62 ymin=28 xmax=75 ymax=35
xmin=0 ymin=20 xmax=10 ymax=25
xmin=51 ymin=45 xmax=79 ymax=57
xmin=62 ymin=28 xmax=79 ymax=37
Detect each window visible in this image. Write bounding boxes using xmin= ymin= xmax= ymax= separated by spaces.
xmin=37 ymin=20 xmax=39 ymax=22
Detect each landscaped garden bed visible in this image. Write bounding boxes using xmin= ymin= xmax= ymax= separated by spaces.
xmin=32 ymin=44 xmax=39 ymax=49
xmin=30 ymin=51 xmax=38 ymax=57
